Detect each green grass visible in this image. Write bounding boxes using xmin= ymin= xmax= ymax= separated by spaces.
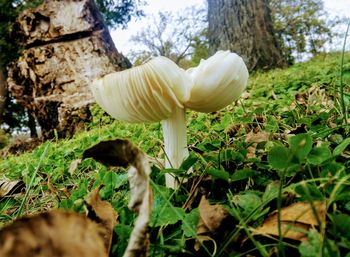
xmin=0 ymin=52 xmax=349 ymax=256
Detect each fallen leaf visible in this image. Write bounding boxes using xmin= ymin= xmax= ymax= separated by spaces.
xmin=195 ymin=196 xmax=229 ymax=252
xmin=276 ymin=201 xmax=326 ymax=226
xmin=245 ymin=131 xmax=270 ymax=158
xmin=254 ymin=219 xmax=310 ymax=241
xmin=83 ymin=139 xmax=152 ymax=257
xmin=198 ymin=196 xmax=229 ymax=233
xmin=0 ymin=210 xmax=107 ymax=257
xmin=85 ymin=185 xmax=118 ymax=256
xmin=0 ymin=179 xmax=25 ymax=198
xmin=253 ymin=201 xmax=326 ymax=241
xmin=68 ymin=159 xmax=81 ymax=175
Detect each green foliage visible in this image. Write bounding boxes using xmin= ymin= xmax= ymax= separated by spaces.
xmin=0 ymin=0 xmax=43 ymax=68
xmin=0 ymin=0 xmax=43 ymax=132
xmin=95 ymin=0 xmax=144 ymax=28
xmin=0 ymin=52 xmax=349 ymax=256
xmin=270 ymin=0 xmax=339 ymax=63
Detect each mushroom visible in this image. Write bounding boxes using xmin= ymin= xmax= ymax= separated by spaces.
xmin=90 ymin=50 xmax=249 ymax=188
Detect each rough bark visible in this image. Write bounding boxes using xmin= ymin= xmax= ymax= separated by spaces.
xmin=0 ymin=68 xmax=7 ymax=124
xmin=207 ymin=0 xmax=287 ymax=71
xmin=28 ymin=112 xmax=38 ymax=138
xmin=7 ymin=0 xmax=131 ymax=139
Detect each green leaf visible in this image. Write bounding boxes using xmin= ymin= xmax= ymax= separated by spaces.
xmin=307 ymin=146 xmax=332 ymax=165
xmin=234 ymin=192 xmax=262 ymax=217
xmin=100 ymin=172 xmax=128 ymax=198
xmin=115 ymin=224 xmax=132 ymax=240
xmin=207 ymin=168 xmax=230 ymax=181
xmin=333 ymin=214 xmax=350 ymax=239
xmin=320 ymin=162 xmax=345 ymax=177
xmin=333 ymin=137 xmax=350 ymax=156
xmin=231 ymin=169 xmax=258 ymax=182
xmin=289 ymin=133 xmax=313 ymax=162
xmin=295 ymin=183 xmax=323 ymax=200
xmin=268 ymin=145 xmax=290 ymax=170
xmin=114 ymin=224 xmax=132 ymax=256
xmin=160 ymin=168 xmax=186 ymax=176
xmin=197 ymin=140 xmax=221 ymax=151
xmin=102 ymin=171 xmax=128 ymax=189
xmin=299 ymin=230 xmax=323 ymax=257
xmin=182 ymin=208 xmax=199 ymax=237
xmin=180 ymin=152 xmax=198 ymax=170
xmin=151 ymin=207 xmax=186 ymax=227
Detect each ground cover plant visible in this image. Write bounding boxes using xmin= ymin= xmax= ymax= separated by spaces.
xmin=0 ymin=52 xmax=349 ymax=256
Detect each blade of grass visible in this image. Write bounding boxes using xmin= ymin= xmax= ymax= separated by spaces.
xmin=16 ymin=143 xmax=49 ymax=218
xmin=277 ymin=170 xmax=286 ymax=257
xmin=339 ymin=19 xmax=350 ymax=125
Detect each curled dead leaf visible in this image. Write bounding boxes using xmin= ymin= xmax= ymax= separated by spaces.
xmin=0 ymin=179 xmax=25 ymax=198
xmin=83 ymin=139 xmax=141 ymax=168
xmin=195 ymin=196 xmax=229 ymax=252
xmin=253 ymin=201 xmax=326 ymax=241
xmin=83 ymin=139 xmax=152 ymax=257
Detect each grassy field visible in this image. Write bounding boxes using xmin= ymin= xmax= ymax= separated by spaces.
xmin=0 ymin=52 xmax=349 ymax=256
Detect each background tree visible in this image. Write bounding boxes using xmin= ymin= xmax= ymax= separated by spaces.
xmin=207 ymin=0 xmax=287 ymax=71
xmin=129 ymin=6 xmax=208 ymax=67
xmin=0 ymin=0 xmax=43 ymax=136
xmin=270 ymin=0 xmax=339 ymax=63
xmin=95 ymin=0 xmax=144 ymax=27
xmin=0 ymin=0 xmax=144 ymax=135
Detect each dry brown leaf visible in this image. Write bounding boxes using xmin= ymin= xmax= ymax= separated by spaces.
xmin=85 ymin=185 xmax=118 ymax=255
xmin=68 ymin=159 xmax=81 ymax=175
xmin=254 ymin=219 xmax=310 ymax=241
xmin=83 ymin=139 xmax=152 ymax=257
xmin=245 ymin=131 xmax=269 ymax=158
xmin=198 ymin=196 xmax=229 ymax=233
xmin=195 ymin=196 xmax=229 ymax=252
xmin=0 ymin=210 xmax=107 ymax=257
xmin=253 ymin=201 xmax=326 ymax=241
xmin=0 ymin=179 xmax=25 ymax=198
xmin=277 ymin=201 xmax=326 ymax=226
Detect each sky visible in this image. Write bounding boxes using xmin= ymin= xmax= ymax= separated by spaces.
xmin=111 ymin=0 xmax=350 ymax=57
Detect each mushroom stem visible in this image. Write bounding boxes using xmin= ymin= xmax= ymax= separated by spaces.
xmin=161 ymin=106 xmax=189 ymax=188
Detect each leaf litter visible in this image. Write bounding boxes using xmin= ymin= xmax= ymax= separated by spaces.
xmin=83 ymin=138 xmax=152 ymax=257
xmin=253 ymin=201 xmax=326 ymax=241
xmin=0 ymin=179 xmax=25 ymax=198
xmin=0 ymin=139 xmax=152 ymax=257
xmin=0 ymin=185 xmax=116 ymax=257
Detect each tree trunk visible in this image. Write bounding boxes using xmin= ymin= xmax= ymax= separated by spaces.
xmin=0 ymin=68 xmax=7 ymax=124
xmin=27 ymin=111 xmax=38 ymax=138
xmin=7 ymin=0 xmax=131 ymax=139
xmin=207 ymin=0 xmax=287 ymax=71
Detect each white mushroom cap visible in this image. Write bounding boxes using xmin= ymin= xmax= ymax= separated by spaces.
xmin=186 ymin=50 xmax=249 ymax=113
xmin=90 ymin=56 xmax=192 ymax=123
xmin=90 ymin=51 xmax=249 ymax=188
